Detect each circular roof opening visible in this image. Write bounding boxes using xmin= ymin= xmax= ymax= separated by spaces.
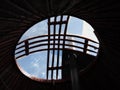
xmin=15 ymin=15 xmax=100 ymax=82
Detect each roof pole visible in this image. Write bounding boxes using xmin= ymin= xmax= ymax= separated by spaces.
xmin=69 ymin=53 xmax=80 ymax=90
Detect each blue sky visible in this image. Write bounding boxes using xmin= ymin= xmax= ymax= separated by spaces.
xmin=16 ymin=16 xmax=99 ymax=80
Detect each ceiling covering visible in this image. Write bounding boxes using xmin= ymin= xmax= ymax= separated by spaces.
xmin=0 ymin=0 xmax=120 ymax=90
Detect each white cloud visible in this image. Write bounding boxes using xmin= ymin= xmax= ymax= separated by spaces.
xmin=82 ymin=21 xmax=99 ymax=42
xmin=19 ymin=20 xmax=48 ymax=41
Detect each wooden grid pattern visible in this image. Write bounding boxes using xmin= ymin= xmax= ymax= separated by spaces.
xmin=47 ymin=15 xmax=70 ymax=80
xmin=15 ymin=15 xmax=99 ymax=81
xmin=15 ymin=35 xmax=99 ymax=59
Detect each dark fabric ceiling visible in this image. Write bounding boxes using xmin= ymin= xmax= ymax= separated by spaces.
xmin=0 ymin=0 xmax=120 ymax=90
